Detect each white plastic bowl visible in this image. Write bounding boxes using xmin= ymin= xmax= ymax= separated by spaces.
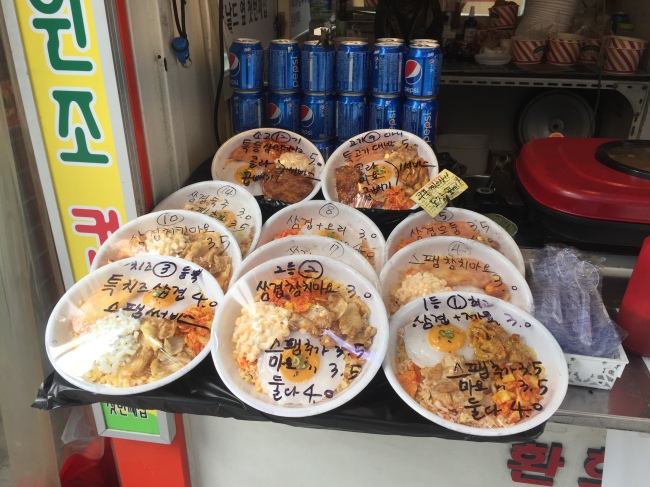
xmin=257 ymin=200 xmax=387 ymax=274
xmin=383 ymin=292 xmax=568 ymax=436
xmin=91 ymin=210 xmax=242 ymax=291
xmin=46 ymin=256 xmax=224 ymax=395
xmin=211 ymin=254 xmax=388 ymax=417
xmin=385 ymin=208 xmax=525 ymax=275
xmin=154 ymin=181 xmax=262 ymax=257
xmin=321 ymin=129 xmax=439 ymax=210
xmin=232 ymin=235 xmax=380 ymax=289
xmin=211 ymin=128 xmax=324 ymax=205
xmin=380 ymin=236 xmax=533 ymax=314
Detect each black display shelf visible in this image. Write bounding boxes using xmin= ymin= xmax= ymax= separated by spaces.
xmin=34 ymin=356 xmax=544 ymax=443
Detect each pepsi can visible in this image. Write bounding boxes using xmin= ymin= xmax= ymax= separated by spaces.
xmin=231 ymin=90 xmax=265 ymax=134
xmin=410 ymin=39 xmax=439 ymax=45
xmin=300 ymin=92 xmax=335 ymax=140
xmin=336 ymin=41 xmax=369 ymax=93
xmin=313 ymin=139 xmax=335 ymax=162
xmin=301 ymin=40 xmax=335 ymax=93
xmin=268 ymin=39 xmax=300 ymax=91
xmin=229 ymin=38 xmax=264 ymax=90
xmin=369 ymin=94 xmax=402 ymax=130
xmin=336 ymin=93 xmax=367 ymax=140
xmin=404 ymin=44 xmax=441 ymax=98
xmin=376 ymin=38 xmax=405 ymax=45
xmin=268 ymin=91 xmax=301 ymax=132
xmin=403 ymin=97 xmax=438 ymax=145
xmin=370 ymin=42 xmax=404 ymax=94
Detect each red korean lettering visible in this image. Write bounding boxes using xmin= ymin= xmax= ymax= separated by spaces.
xmin=507 ymin=442 xmax=565 ymax=486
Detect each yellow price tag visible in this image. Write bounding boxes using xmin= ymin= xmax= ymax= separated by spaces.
xmin=410 ymin=169 xmax=468 ymax=218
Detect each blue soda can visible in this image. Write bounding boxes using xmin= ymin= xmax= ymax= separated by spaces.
xmin=370 ymin=42 xmax=404 ymax=94
xmin=403 ymin=97 xmax=438 ymax=145
xmin=300 ymin=92 xmax=335 ymax=140
xmin=376 ymin=38 xmax=405 ymax=44
xmin=267 ymin=90 xmax=301 ymax=132
xmin=229 ymin=38 xmax=264 ymax=90
xmin=268 ymin=39 xmax=300 ymax=91
xmin=611 ymin=12 xmax=629 ymax=34
xmin=336 ymin=41 xmax=369 ymax=93
xmin=410 ymin=39 xmax=439 ymax=45
xmin=404 ymin=44 xmax=441 ymax=98
xmin=301 ymin=40 xmax=335 ymax=93
xmin=368 ymin=94 xmax=402 ymax=130
xmin=313 ymin=139 xmax=335 ymax=162
xmin=231 ymin=90 xmax=265 ymax=134
xmin=336 ymin=93 xmax=367 ymax=140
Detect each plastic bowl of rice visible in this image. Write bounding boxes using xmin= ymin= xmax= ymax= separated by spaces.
xmin=91 ymin=210 xmax=242 ymax=292
xmin=212 ymin=254 xmax=388 ymax=417
xmin=154 ymin=181 xmax=262 ymax=257
xmin=383 ymin=292 xmax=568 ymax=436
xmin=211 ymin=129 xmax=324 ymax=206
xmin=46 ymin=255 xmax=224 ymax=395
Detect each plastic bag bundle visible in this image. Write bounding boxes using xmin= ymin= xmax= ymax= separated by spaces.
xmin=529 ymin=246 xmax=625 ymax=358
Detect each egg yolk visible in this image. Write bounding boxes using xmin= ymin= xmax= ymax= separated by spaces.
xmin=316 ymin=229 xmax=343 ymax=241
xmin=142 ymin=285 xmax=177 ymax=309
xmin=370 ymin=163 xmax=393 ymax=184
xmin=234 ymin=165 xmax=257 ymax=186
xmin=428 ymin=324 xmax=466 ymax=353
xmin=279 ymin=345 xmax=321 ymax=383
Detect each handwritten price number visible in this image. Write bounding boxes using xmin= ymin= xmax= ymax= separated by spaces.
xmin=504 ymin=313 xmax=532 ymax=329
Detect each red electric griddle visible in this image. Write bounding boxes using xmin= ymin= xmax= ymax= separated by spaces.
xmin=516 ymin=138 xmax=650 ymax=249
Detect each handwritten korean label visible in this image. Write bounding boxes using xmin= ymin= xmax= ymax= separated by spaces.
xmin=401 ymin=294 xmax=548 ymax=427
xmin=410 ymin=169 xmax=468 ymax=218
xmin=251 ymin=261 xmax=375 ymax=405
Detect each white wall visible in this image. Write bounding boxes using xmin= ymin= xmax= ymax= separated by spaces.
xmin=184 ymin=416 xmax=609 ymax=487
xmin=126 ymin=0 xmax=219 ymax=206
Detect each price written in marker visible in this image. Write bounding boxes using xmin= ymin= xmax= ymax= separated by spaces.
xmin=410 ymin=170 xmax=468 ymax=218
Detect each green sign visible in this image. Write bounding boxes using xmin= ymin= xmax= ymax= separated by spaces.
xmin=101 ymin=402 xmax=160 ymax=435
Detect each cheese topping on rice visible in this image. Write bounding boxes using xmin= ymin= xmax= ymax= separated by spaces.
xmin=391 ymin=271 xmax=452 ymax=312
xmin=276 ymin=152 xmax=312 ymax=175
xmin=232 ymin=301 xmax=293 ymax=362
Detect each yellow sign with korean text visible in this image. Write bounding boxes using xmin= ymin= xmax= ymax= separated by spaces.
xmin=410 ymin=169 xmax=468 ymax=218
xmin=15 ymin=0 xmax=137 ymax=284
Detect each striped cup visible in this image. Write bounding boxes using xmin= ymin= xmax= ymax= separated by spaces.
xmin=488 ymin=4 xmax=519 ymax=29
xmin=547 ymin=34 xmax=584 ymax=66
xmin=579 ymin=38 xmax=602 ymax=64
xmin=603 ymin=45 xmax=644 ymax=74
xmin=512 ymin=37 xmax=547 ymax=64
xmin=604 ymin=35 xmax=645 ymax=50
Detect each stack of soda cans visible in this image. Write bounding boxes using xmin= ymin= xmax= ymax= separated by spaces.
xmin=402 ymin=39 xmax=442 ymax=146
xmin=335 ymin=41 xmax=370 ymax=149
xmin=267 ymin=39 xmax=301 ymax=133
xmin=300 ymin=40 xmax=336 ymax=161
xmin=369 ymin=39 xmax=405 ymax=132
xmin=228 ymin=37 xmax=442 ymax=151
xmin=229 ymin=38 xmax=265 ymax=134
